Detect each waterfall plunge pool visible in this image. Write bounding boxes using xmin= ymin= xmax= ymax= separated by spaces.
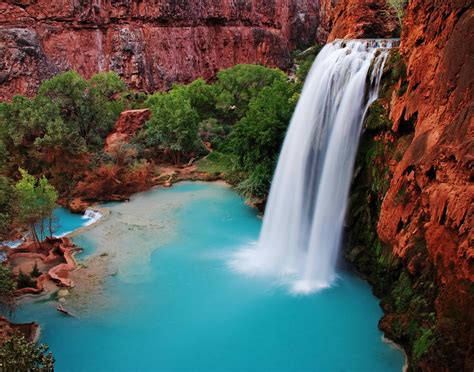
xmin=15 ymin=182 xmax=404 ymax=371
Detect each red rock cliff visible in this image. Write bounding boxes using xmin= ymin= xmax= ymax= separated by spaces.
xmin=0 ymin=0 xmax=322 ymax=100
xmin=376 ymin=0 xmax=473 ymax=368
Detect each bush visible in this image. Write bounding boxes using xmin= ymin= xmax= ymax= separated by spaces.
xmin=387 ymin=0 xmax=408 ymax=26
xmin=0 ymin=335 xmax=54 ymax=371
xmin=30 ymin=263 xmax=41 ymax=278
xmin=226 ymin=78 xmax=297 ymax=195
xmin=144 ymin=90 xmax=202 ymax=164
xmin=17 ymin=271 xmax=36 ymax=290
xmin=413 ymin=328 xmax=435 ymax=361
xmin=236 ymin=164 xmax=273 ymax=200
xmin=213 ymin=64 xmax=287 ymax=123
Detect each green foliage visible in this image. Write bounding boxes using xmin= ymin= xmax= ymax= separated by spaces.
xmin=391 ymin=271 xmax=413 ymax=311
xmin=144 ymin=90 xmax=202 ymax=164
xmin=413 ymin=328 xmax=435 ymax=361
xmin=30 ymin=263 xmax=41 ymax=278
xmin=14 ymin=169 xmax=58 ymax=243
xmin=170 ymin=79 xmax=216 ymax=121
xmin=0 ymin=140 xmax=7 ymax=173
xmin=38 ymin=71 xmax=125 ymax=149
xmin=235 ymin=163 xmax=273 ymax=200
xmin=0 ymin=176 xmax=14 ymax=236
xmin=226 ymin=78 xmax=297 ymax=198
xmin=364 ymin=100 xmax=392 ymax=131
xmin=17 ymin=270 xmax=36 ymax=290
xmin=198 ymin=118 xmax=227 ymax=147
xmin=0 ymin=334 xmax=54 ymax=371
xmin=387 ymin=0 xmax=408 ymax=26
xmin=196 ymin=152 xmax=240 ymax=183
xmin=293 ymin=44 xmax=323 ymax=83
xmin=0 ymin=265 xmax=16 ymax=315
xmin=214 ymin=64 xmax=287 ymax=123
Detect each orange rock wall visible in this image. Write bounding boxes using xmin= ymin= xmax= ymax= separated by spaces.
xmin=0 ymin=0 xmax=322 ymax=100
xmin=0 ymin=0 xmax=402 ymax=100
xmin=380 ymin=0 xmax=473 ymax=296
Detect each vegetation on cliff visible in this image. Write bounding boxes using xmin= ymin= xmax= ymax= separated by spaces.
xmin=345 ymin=49 xmax=472 ymax=371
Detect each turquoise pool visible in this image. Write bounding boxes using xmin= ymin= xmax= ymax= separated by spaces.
xmin=15 ymin=182 xmax=404 ymax=371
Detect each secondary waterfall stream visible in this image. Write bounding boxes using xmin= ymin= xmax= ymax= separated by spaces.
xmin=232 ymin=39 xmax=395 ymax=293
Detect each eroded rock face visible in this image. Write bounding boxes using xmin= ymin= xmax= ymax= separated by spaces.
xmin=0 ymin=0 xmax=323 ymax=100
xmin=327 ymin=0 xmax=398 ymax=41
xmin=377 ymin=0 xmax=473 ymax=368
xmin=0 ymin=0 xmax=403 ymax=100
xmin=104 ymin=108 xmax=151 ymax=152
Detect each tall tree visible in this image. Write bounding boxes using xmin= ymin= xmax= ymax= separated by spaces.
xmin=14 ymin=169 xmax=58 ymax=247
xmin=144 ymin=91 xmax=201 ymax=164
xmin=213 ymin=64 xmax=287 ymax=123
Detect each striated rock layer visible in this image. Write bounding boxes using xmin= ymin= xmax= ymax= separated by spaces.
xmin=0 ymin=0 xmax=401 ymax=100
xmin=0 ymin=0 xmax=322 ymax=100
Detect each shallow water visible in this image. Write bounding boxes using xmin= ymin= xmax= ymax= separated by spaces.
xmin=2 ymin=208 xmax=98 ymax=249
xmin=15 ymin=182 xmax=404 ymax=371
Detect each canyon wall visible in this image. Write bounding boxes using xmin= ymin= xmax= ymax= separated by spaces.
xmin=379 ymin=0 xmax=473 ymax=368
xmin=0 ymin=0 xmax=401 ymax=101
xmin=0 ymin=0 xmax=322 ymax=100
xmin=346 ymin=0 xmax=473 ymax=369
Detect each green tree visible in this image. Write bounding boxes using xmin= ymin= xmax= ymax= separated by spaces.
xmin=170 ymin=79 xmax=216 ymax=121
xmin=38 ymin=71 xmax=125 ymax=148
xmin=0 ymin=265 xmax=16 ymax=315
xmin=14 ymin=169 xmax=58 ymax=247
xmin=0 ymin=335 xmax=54 ymax=371
xmin=213 ymin=64 xmax=287 ymax=123
xmin=226 ymin=78 xmax=297 ymax=198
xmin=0 ymin=177 xmax=14 ymax=237
xmin=387 ymin=0 xmax=408 ymax=26
xmin=144 ymin=91 xmax=201 ymax=164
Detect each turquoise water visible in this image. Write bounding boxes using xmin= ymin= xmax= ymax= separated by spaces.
xmin=2 ymin=208 xmax=96 ymax=249
xmin=48 ymin=207 xmax=96 ymax=238
xmin=15 ymin=182 xmax=404 ymax=371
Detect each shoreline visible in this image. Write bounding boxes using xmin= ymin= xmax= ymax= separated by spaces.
xmin=382 ymin=335 xmax=409 ymax=372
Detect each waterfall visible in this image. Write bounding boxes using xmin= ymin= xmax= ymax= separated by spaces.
xmin=231 ymin=39 xmax=395 ymax=293
xmin=82 ymin=209 xmax=103 ymax=226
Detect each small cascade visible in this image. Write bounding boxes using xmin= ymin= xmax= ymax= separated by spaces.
xmin=231 ymin=39 xmax=394 ymax=293
xmin=82 ymin=209 xmax=103 ymax=226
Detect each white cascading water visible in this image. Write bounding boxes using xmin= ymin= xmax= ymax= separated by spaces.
xmin=231 ymin=39 xmax=395 ymax=293
xmin=82 ymin=209 xmax=103 ymax=226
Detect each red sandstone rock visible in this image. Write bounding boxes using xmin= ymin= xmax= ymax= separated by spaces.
xmin=0 ymin=316 xmax=38 ymax=344
xmin=104 ymin=108 xmax=151 ymax=152
xmin=327 ymin=0 xmax=398 ymax=41
xmin=376 ymin=0 xmax=473 ymax=368
xmin=68 ymin=198 xmax=90 ymax=214
xmin=0 ymin=0 xmax=323 ymax=100
xmin=8 ymin=237 xmax=82 ymax=292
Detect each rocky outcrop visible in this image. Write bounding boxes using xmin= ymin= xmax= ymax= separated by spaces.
xmin=0 ymin=0 xmax=404 ymax=100
xmin=327 ymin=0 xmax=398 ymax=41
xmin=347 ymin=1 xmax=473 ymax=370
xmin=376 ymin=1 xmax=473 ymax=369
xmin=104 ymin=108 xmax=151 ymax=152
xmin=0 ymin=317 xmax=38 ymax=344
xmin=8 ymin=237 xmax=82 ymax=294
xmin=0 ymin=0 xmax=322 ymax=100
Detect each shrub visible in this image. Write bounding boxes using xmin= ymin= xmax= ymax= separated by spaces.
xmin=0 ymin=334 xmax=54 ymax=371
xmin=17 ymin=271 xmax=36 ymax=290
